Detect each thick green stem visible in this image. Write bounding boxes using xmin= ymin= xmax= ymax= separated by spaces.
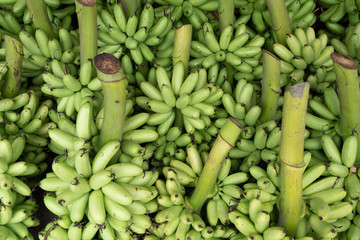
xmin=186 ymin=118 xmax=242 ymax=212
xmin=2 ymin=36 xmax=23 ymax=98
xmin=95 ymin=53 xmax=127 ymax=149
xmin=76 ymin=0 xmax=98 ymax=66
xmin=25 ymin=0 xmax=56 ymax=39
xmin=266 ymin=0 xmax=292 ymax=46
xmin=219 ymin=0 xmax=234 ymax=33
xmin=331 ymin=52 xmax=360 ymax=162
xmin=278 ymin=82 xmax=309 ymax=236
xmin=121 ymin=0 xmax=140 ymax=18
xmin=173 ymin=24 xmax=192 ymax=74
xmin=259 ymin=49 xmax=281 ymax=122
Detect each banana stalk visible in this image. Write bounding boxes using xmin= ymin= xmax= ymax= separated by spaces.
xmin=173 ymin=24 xmax=192 ymax=130
xmin=278 ymin=82 xmax=309 ymax=236
xmin=121 ymin=0 xmax=140 ymax=18
xmin=76 ymin=0 xmax=98 ymax=66
xmin=266 ymin=0 xmax=292 ymax=46
xmin=186 ymin=117 xmax=242 ymax=212
xmin=25 ymin=0 xmax=56 ymax=39
xmin=94 ymin=53 xmax=127 ymax=149
xmin=331 ymin=52 xmax=360 ymax=162
xmin=1 ymin=36 xmax=23 ymax=98
xmin=219 ymin=0 xmax=235 ymax=33
xmin=172 ymin=24 xmax=192 ymax=74
xmin=259 ymin=49 xmax=281 ymax=122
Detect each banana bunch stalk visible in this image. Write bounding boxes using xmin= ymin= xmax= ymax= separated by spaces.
xmin=1 ymin=36 xmax=23 ymax=99
xmin=332 ymin=53 xmax=360 ymax=162
xmin=272 ymin=27 xmax=335 ymax=89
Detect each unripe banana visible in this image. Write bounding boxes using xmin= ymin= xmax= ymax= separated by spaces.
xmin=309 ymin=214 xmax=337 ymax=238
xmin=263 ymin=226 xmax=287 ymax=240
xmin=345 ymin=174 xmax=360 ymax=199
xmin=321 ymin=134 xmax=342 ymax=164
xmin=309 ymin=197 xmax=330 ymax=221
xmin=69 ymin=192 xmax=89 ymax=223
xmin=104 ymin=195 xmax=131 ymax=222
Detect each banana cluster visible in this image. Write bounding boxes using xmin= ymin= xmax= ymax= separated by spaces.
xmin=149 ymin=0 xmax=218 ymax=30
xmin=272 ymin=27 xmax=335 ymax=88
xmin=135 ymin=63 xmax=223 ymax=135
xmin=301 ymin=87 xmax=340 ymax=150
xmin=18 ymin=25 xmax=80 ymax=79
xmin=97 ymin=2 xmax=174 ymax=67
xmin=234 ymin=0 xmax=316 ymax=33
xmin=40 ymin=60 xmax=106 ymax=119
xmin=39 ymin=141 xmax=159 ymax=239
xmin=319 ymin=0 xmax=360 ymax=34
xmin=331 ymin=22 xmax=360 ymax=73
xmin=0 ymin=90 xmax=59 ymax=239
xmin=190 ymin=22 xmax=264 ymax=78
xmin=0 ymin=197 xmax=39 ymax=240
xmin=297 ymin=134 xmax=360 ymax=239
xmin=0 ymin=90 xmax=55 ymax=176
xmin=229 ymin=120 xmax=281 ymax=172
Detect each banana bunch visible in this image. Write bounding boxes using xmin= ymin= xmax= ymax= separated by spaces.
xmin=298 ymin=134 xmax=360 ymax=238
xmin=134 ymin=63 xmax=223 ymax=135
xmin=0 ymin=197 xmax=40 ymax=240
xmin=319 ymin=0 xmax=360 ymax=32
xmin=151 ymin=159 xmax=239 ymax=239
xmin=40 ymin=59 xmax=106 ymax=118
xmin=19 ymin=26 xmax=80 ymax=80
xmin=331 ymin=22 xmax=360 ymax=70
xmin=229 ymin=121 xmax=282 ymax=172
xmin=190 ymin=22 xmax=264 ymax=78
xmin=3 ymin=0 xmax=76 ymax=32
xmin=97 ymin=2 xmax=174 ymax=66
xmin=0 ymin=7 xmax=35 ymax=36
xmin=0 ymin=90 xmax=56 ymax=177
xmin=38 ymin=193 xmax=158 ymax=239
xmin=272 ymin=27 xmax=335 ymax=88
xmin=39 ymin=143 xmax=159 ymax=240
xmin=234 ymin=0 xmax=316 ymax=33
xmin=303 ymin=88 xmax=339 ymax=139
xmin=149 ymin=0 xmax=218 ymax=30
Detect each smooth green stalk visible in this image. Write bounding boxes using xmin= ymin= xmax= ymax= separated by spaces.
xmin=95 ymin=53 xmax=127 ymax=149
xmin=331 ymin=52 xmax=360 ymax=162
xmin=186 ymin=118 xmax=242 ymax=212
xmin=76 ymin=0 xmax=98 ymax=66
xmin=219 ymin=0 xmax=234 ymax=33
xmin=259 ymin=49 xmax=281 ymax=122
xmin=121 ymin=0 xmax=140 ymax=18
xmin=266 ymin=0 xmax=292 ymax=45
xmin=172 ymin=24 xmax=192 ymax=74
xmin=25 ymin=0 xmax=56 ymax=38
xmin=278 ymin=82 xmax=309 ymax=236
xmin=2 ymin=36 xmax=23 ymax=98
